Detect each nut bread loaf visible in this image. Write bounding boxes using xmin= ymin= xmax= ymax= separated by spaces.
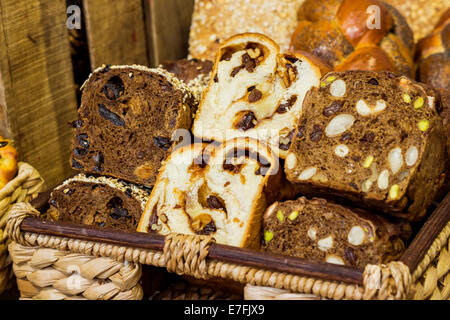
xmin=188 ymin=0 xmax=305 ymax=61
xmin=291 ymin=0 xmax=415 ymax=77
xmin=47 ymin=173 xmax=151 ymax=230
xmin=285 ymin=70 xmax=446 ymax=221
xmin=70 ymin=65 xmax=197 ymax=187
xmin=192 ymin=33 xmax=323 ymax=158
xmin=137 ymin=138 xmax=283 ymax=248
xmin=262 ymin=197 xmax=410 ymax=268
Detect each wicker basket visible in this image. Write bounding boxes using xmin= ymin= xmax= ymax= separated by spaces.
xmin=0 ymin=162 xmax=45 ymax=295
xmin=4 ymin=191 xmax=449 ymax=300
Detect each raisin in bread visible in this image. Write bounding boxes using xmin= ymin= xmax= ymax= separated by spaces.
xmin=70 ymin=65 xmax=197 ymax=187
xmin=188 ymin=0 xmax=306 ymax=61
xmin=160 ymin=58 xmax=213 ymax=102
xmin=285 ymin=71 xmax=446 ymax=221
xmin=137 ymin=138 xmax=283 ymax=248
xmin=192 ymin=33 xmax=323 ymax=158
xmin=262 ymin=197 xmax=409 ymax=268
xmin=47 ymin=174 xmax=151 ymax=230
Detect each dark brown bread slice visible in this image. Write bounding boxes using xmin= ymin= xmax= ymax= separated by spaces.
xmin=70 ymin=65 xmax=197 ymax=187
xmin=262 ymin=197 xmax=410 ymax=268
xmin=285 ymin=70 xmax=446 ymax=221
xmin=47 ymin=174 xmax=151 ymax=230
xmin=160 ymin=58 xmax=213 ymax=102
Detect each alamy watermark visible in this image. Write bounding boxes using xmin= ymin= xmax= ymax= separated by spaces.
xmin=67 ymin=5 xmax=81 ymax=30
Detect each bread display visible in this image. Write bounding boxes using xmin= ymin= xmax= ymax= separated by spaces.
xmin=192 ymin=33 xmax=323 ymax=158
xmin=47 ymin=173 xmax=151 ymax=230
xmin=70 ymin=65 xmax=197 ymax=187
xmin=262 ymin=197 xmax=409 ymax=268
xmin=285 ymin=70 xmax=446 ymax=221
xmin=291 ymin=0 xmax=415 ymax=77
xmin=137 ymin=138 xmax=282 ymax=248
xmin=188 ymin=0 xmax=305 ymax=61
xmin=383 ymin=0 xmax=449 ymax=41
xmin=160 ymin=58 xmax=213 ymax=101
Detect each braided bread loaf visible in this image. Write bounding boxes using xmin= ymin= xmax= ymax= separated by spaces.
xmin=137 ymin=138 xmax=282 ymax=248
xmin=291 ymin=0 xmax=415 ymax=77
xmin=192 ymin=33 xmax=323 ymax=158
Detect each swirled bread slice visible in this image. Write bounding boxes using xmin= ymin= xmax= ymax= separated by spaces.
xmin=285 ymin=71 xmax=446 ymax=221
xmin=137 ymin=138 xmax=282 ymax=248
xmin=262 ymin=197 xmax=410 ymax=268
xmin=192 ymin=33 xmax=323 ymax=158
xmin=70 ymin=65 xmax=197 ymax=187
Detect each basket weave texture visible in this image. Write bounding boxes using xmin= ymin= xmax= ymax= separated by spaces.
xmin=5 ymin=202 xmax=450 ymax=300
xmin=0 ymin=162 xmax=45 ymax=294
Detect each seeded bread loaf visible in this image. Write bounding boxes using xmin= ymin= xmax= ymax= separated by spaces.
xmin=160 ymin=58 xmax=213 ymax=102
xmin=188 ymin=0 xmax=305 ymax=61
xmin=47 ymin=174 xmax=151 ymax=230
xmin=291 ymin=0 xmax=415 ymax=77
xmin=262 ymin=197 xmax=409 ymax=268
xmin=137 ymin=138 xmax=283 ymax=248
xmin=285 ymin=70 xmax=446 ymax=221
xmin=192 ymin=33 xmax=323 ymax=158
xmin=70 ymin=65 xmax=197 ymax=187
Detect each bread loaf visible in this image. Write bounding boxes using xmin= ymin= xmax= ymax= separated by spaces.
xmin=285 ymin=70 xmax=446 ymax=221
xmin=262 ymin=197 xmax=409 ymax=268
xmin=188 ymin=0 xmax=305 ymax=61
xmin=48 ymin=174 xmax=151 ymax=230
xmin=137 ymin=138 xmax=282 ymax=248
xmin=291 ymin=0 xmax=415 ymax=77
xmin=70 ymin=65 xmax=197 ymax=187
xmin=192 ymin=33 xmax=323 ymax=158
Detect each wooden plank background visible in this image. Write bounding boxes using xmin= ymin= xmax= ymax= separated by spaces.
xmin=83 ymin=0 xmax=149 ymax=69
xmin=0 ymin=0 xmax=78 ymax=188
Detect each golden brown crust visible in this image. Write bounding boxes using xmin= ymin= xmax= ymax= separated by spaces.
xmin=335 ymin=46 xmax=396 ymax=72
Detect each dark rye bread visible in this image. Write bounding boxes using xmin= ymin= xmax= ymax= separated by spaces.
xmin=160 ymin=58 xmax=213 ymax=102
xmin=262 ymin=197 xmax=410 ymax=268
xmin=70 ymin=65 xmax=197 ymax=187
xmin=47 ymin=174 xmax=151 ymax=230
xmin=285 ymin=70 xmax=446 ymax=221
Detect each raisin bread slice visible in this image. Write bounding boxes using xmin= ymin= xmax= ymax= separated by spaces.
xmin=70 ymin=65 xmax=197 ymax=187
xmin=192 ymin=33 xmax=323 ymax=158
xmin=137 ymin=138 xmax=282 ymax=248
xmin=47 ymin=173 xmax=151 ymax=230
xmin=285 ymin=70 xmax=446 ymax=221
xmin=262 ymin=197 xmax=410 ymax=268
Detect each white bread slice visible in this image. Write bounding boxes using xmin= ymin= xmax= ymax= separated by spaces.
xmin=192 ymin=33 xmax=322 ymax=158
xmin=137 ymin=138 xmax=280 ymax=248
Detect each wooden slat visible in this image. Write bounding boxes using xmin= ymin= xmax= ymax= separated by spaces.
xmin=83 ymin=0 xmax=148 ymax=70
xmin=20 ymin=217 xmax=364 ymax=285
xmin=0 ymin=0 xmax=78 ymax=188
xmin=400 ymin=193 xmax=450 ymax=272
xmin=144 ymin=0 xmax=194 ymax=67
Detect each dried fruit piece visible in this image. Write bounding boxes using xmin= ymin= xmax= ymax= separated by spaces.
xmin=206 ymin=195 xmax=226 ymax=211
xmin=234 ymin=111 xmax=257 ymax=131
xmin=102 ymin=76 xmax=124 ymax=100
xmin=323 ymin=101 xmax=343 ymax=117
xmin=344 ymin=248 xmax=357 ymax=266
xmin=309 ymin=124 xmax=323 ymax=142
xmin=276 ymin=96 xmax=297 ymax=114
xmin=153 ymin=136 xmax=172 ymax=151
xmin=191 ymin=214 xmax=216 ymax=235
xmin=320 ymin=76 xmax=336 ymax=87
xmin=98 ymin=104 xmax=125 ymax=127
xmin=402 ymin=93 xmax=411 ymax=103
xmin=72 ymin=159 xmax=84 ymax=170
xmin=248 ymin=88 xmax=262 ymax=102
xmin=367 ymin=78 xmax=378 ymax=85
